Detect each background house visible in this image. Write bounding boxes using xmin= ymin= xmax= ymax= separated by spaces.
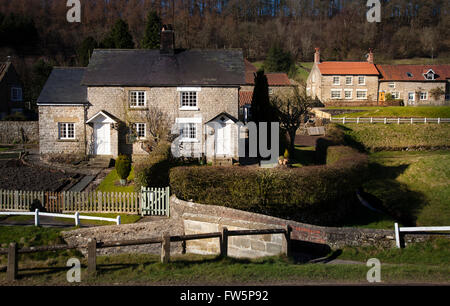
xmin=377 ymin=65 xmax=450 ymax=106
xmin=0 ymin=58 xmax=24 ymax=119
xmin=239 ymin=60 xmax=294 ymax=122
xmin=306 ymin=48 xmax=380 ymax=106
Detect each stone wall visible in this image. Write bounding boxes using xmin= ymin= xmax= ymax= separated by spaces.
xmin=0 ymin=121 xmax=39 ymax=144
xmin=379 ymin=81 xmax=447 ymax=106
xmin=38 ymin=105 xmax=86 ymax=155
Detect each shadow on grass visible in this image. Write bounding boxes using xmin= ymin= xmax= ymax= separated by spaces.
xmin=292 ymin=146 xmax=316 ymax=166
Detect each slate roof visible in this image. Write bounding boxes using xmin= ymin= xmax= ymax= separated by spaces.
xmin=377 ymin=64 xmax=450 ymax=81
xmin=37 ymin=68 xmax=88 ymax=104
xmin=317 ymin=62 xmax=379 ymax=75
xmin=0 ymin=62 xmax=11 ymax=82
xmin=81 ymin=49 xmax=246 ymax=86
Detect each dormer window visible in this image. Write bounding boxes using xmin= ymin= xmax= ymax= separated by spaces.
xmin=11 ymin=87 xmax=22 ymax=102
xmin=406 ymin=72 xmax=413 ymax=78
xmin=424 ymin=69 xmax=436 ymax=80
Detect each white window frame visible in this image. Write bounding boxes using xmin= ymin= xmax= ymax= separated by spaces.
xmin=420 ymin=92 xmax=428 ymax=100
xmin=179 ymin=122 xmax=197 ymax=142
xmin=11 ymin=87 xmax=22 ymax=102
xmin=344 ymin=89 xmax=353 ymax=100
xmin=332 ymin=76 xmax=340 ymax=85
xmin=408 ymin=92 xmax=415 ymax=101
xmin=132 ymin=123 xmax=147 ymax=139
xmin=180 ymin=91 xmax=198 ymax=110
xmin=345 ymin=76 xmax=353 ymax=85
xmin=58 ymin=123 xmax=75 ymax=140
xmin=358 ymin=76 xmax=366 ymax=85
xmin=268 ymin=88 xmax=274 ymax=95
xmin=356 ymin=89 xmax=368 ymax=100
xmin=388 ymin=82 xmax=395 ymax=89
xmin=331 ymin=89 xmax=342 ymax=99
xmin=129 ymin=91 xmax=146 ymax=108
xmin=391 ymin=92 xmax=400 ymax=99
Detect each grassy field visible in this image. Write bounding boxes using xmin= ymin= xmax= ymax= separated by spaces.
xmin=330 ymin=106 xmax=450 ymax=118
xmin=1 ymin=251 xmax=449 ymax=285
xmin=341 ymin=150 xmax=450 ymax=229
xmin=96 ymin=167 xmax=136 ymax=193
xmin=338 ymin=123 xmax=450 ymax=151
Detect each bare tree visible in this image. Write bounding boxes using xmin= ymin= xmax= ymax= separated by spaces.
xmin=270 ymin=85 xmax=316 ymax=155
xmin=142 ymin=105 xmax=173 ymax=153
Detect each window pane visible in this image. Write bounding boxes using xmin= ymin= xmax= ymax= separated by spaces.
xmin=130 ymin=92 xmax=137 ymax=106
xmin=181 ymin=92 xmax=197 ymax=107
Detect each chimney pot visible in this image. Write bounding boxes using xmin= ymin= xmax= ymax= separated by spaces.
xmin=160 ymin=24 xmax=175 ymax=55
xmin=367 ymin=49 xmax=374 ymax=64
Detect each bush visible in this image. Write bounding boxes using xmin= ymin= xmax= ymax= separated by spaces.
xmin=134 ymin=142 xmax=173 ymax=189
xmin=115 ymin=154 xmax=132 ymax=180
xmin=170 ymin=147 xmax=368 ymax=225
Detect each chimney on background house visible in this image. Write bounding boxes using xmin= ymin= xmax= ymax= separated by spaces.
xmin=314 ymin=48 xmax=320 ymax=64
xmin=367 ymin=49 xmax=374 ymax=64
xmin=160 ymin=24 xmax=175 ymax=56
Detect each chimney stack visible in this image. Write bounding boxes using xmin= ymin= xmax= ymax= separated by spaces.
xmin=314 ymin=48 xmax=320 ymax=64
xmin=160 ymin=24 xmax=175 ymax=56
xmin=367 ymin=49 xmax=374 ymax=64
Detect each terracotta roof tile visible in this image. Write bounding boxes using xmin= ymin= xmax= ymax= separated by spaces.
xmin=239 ymin=91 xmax=253 ymax=106
xmin=377 ymin=64 xmax=450 ymax=81
xmin=245 ymin=72 xmax=291 ymax=85
xmin=317 ymin=61 xmax=379 ymax=75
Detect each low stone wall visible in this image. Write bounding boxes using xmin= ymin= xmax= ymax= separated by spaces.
xmin=0 ymin=121 xmax=38 ymax=144
xmin=171 ymin=196 xmax=431 ymax=255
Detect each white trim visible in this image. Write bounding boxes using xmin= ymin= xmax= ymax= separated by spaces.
xmin=86 ymin=111 xmax=117 ymax=124
xmin=179 ymin=106 xmax=200 ymax=111
xmin=175 ymin=117 xmax=202 ymax=124
xmin=132 ymin=122 xmax=147 ymax=139
xmin=345 ymin=76 xmax=353 ymax=85
xmin=177 ymin=87 xmax=202 ymax=92
xmin=332 ymin=76 xmax=340 ymax=85
xmin=330 ymin=89 xmax=342 ymax=99
xmin=58 ymin=122 xmax=75 ymax=140
xmin=420 ymin=91 xmax=428 ymax=100
xmin=357 ymin=76 xmax=366 ymax=85
xmin=388 ymin=82 xmax=395 ymax=89
xmin=129 ymin=90 xmax=147 ymax=108
xmin=408 ymin=92 xmax=415 ymax=101
xmin=356 ymin=89 xmax=368 ymax=100
xmin=344 ymin=89 xmax=353 ymax=99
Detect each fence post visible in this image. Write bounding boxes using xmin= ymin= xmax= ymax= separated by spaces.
xmin=75 ymin=212 xmax=80 ymax=226
xmin=370 ymin=117 xmax=373 ymax=124
xmin=411 ymin=118 xmax=413 ymax=124
xmin=166 ymin=186 xmax=170 ymax=217
xmin=116 ymin=215 xmax=121 ymax=225
xmin=424 ymin=117 xmax=427 ymax=124
xmin=438 ymin=118 xmax=440 ymax=124
xmin=87 ymin=238 xmax=97 ymax=276
xmin=161 ymin=233 xmax=170 ymax=264
xmin=394 ymin=223 xmax=401 ymax=248
xmin=7 ymin=242 xmax=18 ymax=282
xmin=356 ymin=117 xmax=359 ymax=124
xmin=384 ymin=118 xmax=387 ymax=124
xmin=342 ymin=117 xmax=345 ymax=124
xmin=282 ymin=225 xmax=292 ymax=257
xmin=34 ymin=209 xmax=39 ymax=227
xmin=397 ymin=117 xmax=400 ymax=124
xmin=220 ymin=227 xmax=228 ymax=258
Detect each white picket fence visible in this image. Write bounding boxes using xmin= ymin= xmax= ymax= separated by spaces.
xmin=331 ymin=117 xmax=450 ymax=124
xmin=394 ymin=222 xmax=450 ymax=248
xmin=140 ymin=187 xmax=170 ymax=217
xmin=0 ymin=210 xmax=121 ymax=226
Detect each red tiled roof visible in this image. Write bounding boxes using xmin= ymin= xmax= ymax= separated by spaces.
xmin=377 ymin=64 xmax=450 ymax=81
xmin=317 ymin=61 xmax=379 ymax=75
xmin=239 ymin=91 xmax=253 ymax=106
xmin=244 ymin=59 xmax=257 ymax=73
xmin=245 ymin=72 xmax=291 ymax=86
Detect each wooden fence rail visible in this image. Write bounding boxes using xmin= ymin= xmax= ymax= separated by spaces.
xmin=0 ymin=226 xmax=292 ymax=281
xmin=331 ymin=117 xmax=450 ymax=124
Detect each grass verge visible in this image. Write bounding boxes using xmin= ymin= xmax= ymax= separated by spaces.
xmin=331 ymin=106 xmax=450 ymax=118
xmin=96 ymin=167 xmax=135 ymax=193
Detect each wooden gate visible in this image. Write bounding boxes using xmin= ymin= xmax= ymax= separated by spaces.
xmin=140 ymin=187 xmax=170 ymax=217
xmin=45 ymin=192 xmax=63 ymax=213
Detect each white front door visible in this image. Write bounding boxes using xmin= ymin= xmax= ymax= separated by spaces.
xmin=94 ymin=123 xmax=111 ymax=155
xmin=215 ymin=123 xmax=231 ymax=156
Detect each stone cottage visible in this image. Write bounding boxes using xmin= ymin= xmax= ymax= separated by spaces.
xmin=377 ymin=64 xmax=450 ymax=106
xmin=38 ymin=27 xmax=246 ymax=162
xmin=306 ymin=48 xmax=380 ymax=106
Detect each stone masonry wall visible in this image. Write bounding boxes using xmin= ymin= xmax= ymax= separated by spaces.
xmin=87 ymin=86 xmax=239 ymax=159
xmin=320 ymin=75 xmax=379 ymax=106
xmin=38 ymin=105 xmax=86 ymax=155
xmin=0 ymin=121 xmax=38 ymax=144
xmin=379 ymin=81 xmax=447 ymax=106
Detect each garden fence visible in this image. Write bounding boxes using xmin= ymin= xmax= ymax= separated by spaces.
xmin=330 ymin=117 xmax=450 ymax=124
xmin=0 ymin=189 xmax=169 ymax=215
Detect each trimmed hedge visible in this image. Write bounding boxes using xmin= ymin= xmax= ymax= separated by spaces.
xmin=134 ymin=142 xmax=173 ymax=189
xmin=170 ymin=146 xmax=368 ymax=225
xmin=315 ymin=124 xmax=346 ymax=164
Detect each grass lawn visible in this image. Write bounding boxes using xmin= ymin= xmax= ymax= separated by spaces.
xmin=337 ymin=123 xmax=450 ymax=151
xmin=96 ymin=167 xmax=135 ymax=193
xmin=342 ymin=150 xmax=450 ymax=229
xmin=330 ymin=106 xmax=450 ymax=118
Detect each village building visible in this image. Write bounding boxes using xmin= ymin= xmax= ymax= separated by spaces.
xmin=0 ymin=58 xmax=24 ymax=119
xmin=37 ymin=26 xmax=246 ymax=163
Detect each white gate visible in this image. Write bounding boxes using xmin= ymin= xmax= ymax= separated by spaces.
xmin=140 ymin=187 xmax=170 ymax=216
